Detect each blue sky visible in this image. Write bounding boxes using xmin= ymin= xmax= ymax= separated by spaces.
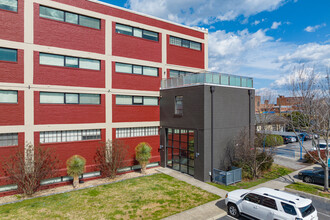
xmin=101 ymin=0 xmax=330 ymax=94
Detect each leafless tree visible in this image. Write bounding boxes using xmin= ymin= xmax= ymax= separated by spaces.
xmin=230 ymin=129 xmax=274 ymax=179
xmin=288 ymin=66 xmax=329 ymax=192
xmin=95 ymin=139 xmax=128 ymax=179
xmin=2 ymin=144 xmax=60 ymax=196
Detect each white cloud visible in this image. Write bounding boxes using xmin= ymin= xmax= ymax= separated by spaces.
xmin=304 ymin=23 xmax=326 ymax=32
xmin=277 ymin=43 xmax=330 ymax=67
xmin=253 ymin=20 xmax=261 ymax=25
xmin=271 ymin=21 xmax=282 ymax=29
xmin=126 ymin=0 xmax=286 ymax=25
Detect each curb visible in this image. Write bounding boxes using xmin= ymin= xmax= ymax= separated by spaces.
xmin=285 ymin=187 xmax=330 ymax=203
xmin=206 ymin=212 xmax=227 ymax=220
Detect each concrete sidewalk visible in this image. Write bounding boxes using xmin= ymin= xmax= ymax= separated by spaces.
xmin=157 ymin=168 xmax=227 ymax=197
xmin=157 ymin=168 xmax=228 ymax=220
xmin=249 ymin=163 xmax=320 ymax=190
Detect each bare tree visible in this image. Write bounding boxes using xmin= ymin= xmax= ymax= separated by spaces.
xmin=288 ymin=66 xmax=329 ymax=192
xmin=95 ymin=139 xmax=128 ymax=179
xmin=2 ymin=144 xmax=60 ymax=196
xmin=231 ymin=129 xmax=274 ymax=179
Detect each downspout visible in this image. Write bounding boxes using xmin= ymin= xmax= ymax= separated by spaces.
xmin=210 ymin=86 xmax=215 ymax=182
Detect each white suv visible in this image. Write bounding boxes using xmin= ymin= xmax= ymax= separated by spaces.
xmin=225 ymin=187 xmax=318 ymax=220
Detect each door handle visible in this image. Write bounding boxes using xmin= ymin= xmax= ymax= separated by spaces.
xmin=253 ymin=206 xmax=258 ymax=209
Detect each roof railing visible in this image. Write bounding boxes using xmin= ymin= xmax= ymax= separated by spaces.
xmin=161 ymin=71 xmax=253 ymax=89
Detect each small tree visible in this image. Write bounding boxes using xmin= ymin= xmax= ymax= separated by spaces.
xmin=95 ymin=139 xmax=128 ymax=179
xmin=135 ymin=142 xmax=152 ymax=174
xmin=66 ymin=155 xmax=86 ymax=188
xmin=2 ymin=144 xmax=60 ymax=196
xmin=230 ymin=129 xmax=274 ymax=179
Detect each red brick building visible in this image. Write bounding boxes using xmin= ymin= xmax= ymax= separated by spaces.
xmin=0 ymin=0 xmax=208 ymax=194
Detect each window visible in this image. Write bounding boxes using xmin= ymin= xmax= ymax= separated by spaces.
xmin=79 ymin=94 xmax=100 ymax=105
xmin=40 ymin=92 xmax=64 ymax=104
xmin=0 ymin=90 xmax=17 ymax=103
xmin=261 ymin=197 xmax=277 ymax=210
xmin=0 ymin=47 xmax=17 ymax=62
xmin=116 ymin=127 xmax=158 ymax=138
xmin=115 ymin=63 xmax=158 ymax=77
xmin=169 ymin=36 xmax=201 ymax=51
xmin=0 ymin=133 xmax=18 ymax=147
xmin=175 ymin=96 xmax=183 ymax=116
xmin=299 ymin=204 xmax=315 ymax=218
xmin=281 ymin=202 xmax=297 ymax=215
xmin=0 ymin=0 xmax=17 ymax=12
xmin=169 ymin=70 xmax=192 ymax=78
xmin=65 ymin=93 xmax=79 ymax=104
xmin=133 ymin=96 xmax=143 ymax=105
xmin=115 ymin=23 xmax=159 ymax=41
xmin=40 ymin=92 xmax=101 ymax=105
xmin=40 ymin=6 xmax=100 ymax=29
xmin=116 ymin=95 xmax=158 ymax=106
xmin=40 ymin=53 xmax=100 ymax=70
xmin=243 ymin=193 xmax=261 ymax=204
xmin=220 ymin=75 xmax=229 ymax=85
xmin=40 ymin=129 xmax=101 ymax=143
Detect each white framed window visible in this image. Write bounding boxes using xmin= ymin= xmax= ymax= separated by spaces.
xmin=40 ymin=129 xmax=101 ymax=143
xmin=116 ymin=127 xmax=159 ymax=138
xmin=0 ymin=133 xmax=18 ymax=147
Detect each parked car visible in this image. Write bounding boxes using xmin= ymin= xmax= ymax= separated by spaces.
xmin=311 ymin=141 xmax=329 ymax=151
xmin=282 ymin=136 xmax=297 ymax=144
xmin=298 ymin=133 xmax=313 ymax=141
xmin=225 ymin=187 xmax=317 ymax=219
xmin=298 ymin=169 xmax=330 ymax=186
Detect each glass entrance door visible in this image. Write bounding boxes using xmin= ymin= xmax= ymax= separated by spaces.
xmin=166 ymin=128 xmax=195 ymax=176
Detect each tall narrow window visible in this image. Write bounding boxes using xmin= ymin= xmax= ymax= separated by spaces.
xmin=175 ymin=96 xmax=183 ymax=116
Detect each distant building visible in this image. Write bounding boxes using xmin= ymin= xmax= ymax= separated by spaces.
xmin=255 ymin=95 xmax=303 ymax=114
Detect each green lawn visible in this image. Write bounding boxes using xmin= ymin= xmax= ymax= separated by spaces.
xmin=208 ymin=164 xmax=294 ymax=192
xmin=286 ymin=182 xmax=330 ymax=199
xmin=0 ymin=174 xmax=220 ymax=220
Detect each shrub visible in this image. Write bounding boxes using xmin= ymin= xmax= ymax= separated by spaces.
xmin=304 ymin=150 xmax=327 ymax=163
xmin=66 ymin=155 xmax=86 ymax=188
xmin=257 ymin=152 xmax=274 ymax=171
xmin=2 ymin=144 xmax=60 ymax=196
xmin=265 ymin=135 xmax=284 ymax=147
xmin=95 ymin=139 xmax=128 ymax=179
xmin=135 ymin=142 xmax=152 ymax=174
